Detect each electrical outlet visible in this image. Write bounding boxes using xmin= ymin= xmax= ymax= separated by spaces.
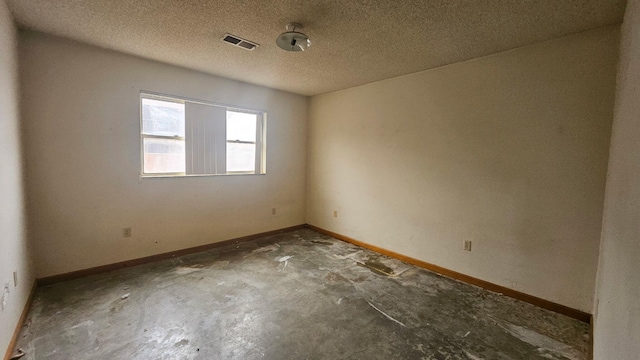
xmin=333 ymin=210 xmax=338 ymax=218
xmin=123 ymin=227 xmax=132 ymax=238
xmin=463 ymin=240 xmax=472 ymax=251
xmin=13 ymin=271 xmax=17 ymax=287
xmin=272 ymin=208 xmax=277 ymax=215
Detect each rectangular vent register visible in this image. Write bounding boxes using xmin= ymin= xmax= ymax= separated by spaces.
xmin=222 ymin=34 xmax=259 ymax=51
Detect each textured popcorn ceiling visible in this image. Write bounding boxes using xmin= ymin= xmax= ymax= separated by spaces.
xmin=7 ymin=0 xmax=626 ymax=95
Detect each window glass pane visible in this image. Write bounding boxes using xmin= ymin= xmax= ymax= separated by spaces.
xmin=143 ymin=138 xmax=185 ymax=173
xmin=226 ymin=111 xmax=257 ymax=142
xmin=142 ymin=98 xmax=185 ymax=137
xmin=227 ymin=142 xmax=256 ymax=172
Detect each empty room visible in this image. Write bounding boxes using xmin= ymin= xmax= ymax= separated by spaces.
xmin=1 ymin=0 xmax=639 ymax=359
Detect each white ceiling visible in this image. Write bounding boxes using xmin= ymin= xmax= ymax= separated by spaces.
xmin=8 ymin=0 xmax=626 ymax=96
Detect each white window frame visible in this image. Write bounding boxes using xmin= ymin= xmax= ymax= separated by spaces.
xmin=140 ymin=95 xmax=186 ymax=176
xmin=140 ymin=92 xmax=267 ymax=178
xmin=225 ymin=108 xmax=265 ymax=175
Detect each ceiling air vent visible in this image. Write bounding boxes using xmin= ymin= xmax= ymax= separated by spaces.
xmin=222 ymin=34 xmax=259 ymax=51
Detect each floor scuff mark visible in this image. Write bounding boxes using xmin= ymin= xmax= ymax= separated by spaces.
xmin=463 ymin=350 xmax=483 ymax=360
xmin=333 ymin=251 xmax=363 ymax=260
xmin=278 ymin=255 xmax=293 ymax=271
xmin=367 ymin=301 xmax=406 ymax=327
xmin=499 ymin=321 xmax=582 ymax=360
xmin=249 ymin=244 xmax=280 ymax=256
xmin=174 ymin=265 xmax=205 ymax=275
xmin=9 ymin=348 xmax=25 ymax=360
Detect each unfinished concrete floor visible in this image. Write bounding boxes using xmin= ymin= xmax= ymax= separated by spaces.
xmin=13 ymin=229 xmax=589 ymax=359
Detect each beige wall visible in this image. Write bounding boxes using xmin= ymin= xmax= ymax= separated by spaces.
xmin=19 ymin=31 xmax=308 ymax=278
xmin=594 ymin=0 xmax=640 ymax=358
xmin=0 ymin=0 xmax=33 ymax=355
xmin=307 ymin=27 xmax=619 ymax=312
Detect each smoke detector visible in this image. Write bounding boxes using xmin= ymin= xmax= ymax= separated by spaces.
xmin=276 ymin=23 xmax=311 ymax=52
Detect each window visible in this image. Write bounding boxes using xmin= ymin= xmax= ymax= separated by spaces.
xmin=226 ymin=111 xmax=258 ymax=172
xmin=141 ymin=98 xmax=186 ymax=174
xmin=140 ymin=93 xmax=265 ymax=176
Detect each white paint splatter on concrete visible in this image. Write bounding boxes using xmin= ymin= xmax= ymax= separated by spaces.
xmin=174 ymin=266 xmax=203 ymax=275
xmin=248 ymin=244 xmax=280 ymax=256
xmin=277 ymin=256 xmax=293 ymax=271
xmin=333 ymin=251 xmax=362 ymax=260
xmin=500 ymin=321 xmax=582 ymax=360
xmin=70 ymin=320 xmax=93 ymax=329
xmin=463 ymin=350 xmax=483 ymax=360
xmin=367 ymin=301 xmax=406 ymax=327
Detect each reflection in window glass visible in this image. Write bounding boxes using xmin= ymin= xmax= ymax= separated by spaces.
xmin=143 ymin=138 xmax=186 ymax=173
xmin=142 ymin=98 xmax=185 ymax=137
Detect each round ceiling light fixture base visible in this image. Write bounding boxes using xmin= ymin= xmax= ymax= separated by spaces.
xmin=276 ymin=23 xmax=311 ymax=52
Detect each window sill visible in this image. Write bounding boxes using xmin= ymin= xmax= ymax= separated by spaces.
xmin=140 ymin=173 xmax=266 ymax=179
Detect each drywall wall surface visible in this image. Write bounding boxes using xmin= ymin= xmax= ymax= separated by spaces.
xmin=307 ymin=27 xmax=619 ymax=312
xmin=19 ymin=31 xmax=308 ymax=278
xmin=0 ymin=0 xmax=33 ymax=355
xmin=594 ymin=1 xmax=640 ymax=358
